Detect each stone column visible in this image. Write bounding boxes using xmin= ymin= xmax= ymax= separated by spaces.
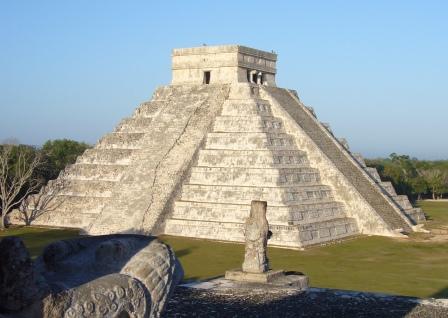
xmin=257 ymin=72 xmax=262 ymax=85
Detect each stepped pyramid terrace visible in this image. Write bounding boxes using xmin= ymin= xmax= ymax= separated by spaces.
xmin=21 ymin=45 xmax=426 ymax=248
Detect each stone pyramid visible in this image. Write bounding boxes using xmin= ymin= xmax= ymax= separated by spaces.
xmin=26 ymin=45 xmax=425 ymax=248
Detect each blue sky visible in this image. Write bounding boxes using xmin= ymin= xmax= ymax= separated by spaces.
xmin=1 ymin=1 xmax=447 ymax=159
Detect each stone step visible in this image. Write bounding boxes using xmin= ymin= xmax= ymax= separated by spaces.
xmin=263 ymin=87 xmax=412 ymax=231
xmin=213 ymin=116 xmax=284 ymax=133
xmin=338 ymin=138 xmax=350 ymax=150
xmin=352 ymin=153 xmax=367 ymax=167
xmin=152 ymin=86 xmax=172 ymax=100
xmin=84 ymin=212 xmax=137 ymax=234
xmin=77 ymin=148 xmax=134 ymax=165
xmin=171 ymin=201 xmax=346 ymax=225
xmin=133 ymin=101 xmax=166 ymax=117
xmin=115 ymin=117 xmax=153 ymax=133
xmin=404 ymin=207 xmax=426 ymax=224
xmin=97 ymin=132 xmax=145 ymax=149
xmin=221 ymin=99 xmax=272 ymax=116
xmin=394 ymin=195 xmax=413 ymax=210
xmin=197 ymin=149 xmax=309 ymax=168
xmin=58 ymin=180 xmax=116 ymax=197
xmin=31 ymin=196 xmax=108 ymax=228
xmin=153 ymin=84 xmax=216 ymax=101
xmin=180 ymin=184 xmax=334 ymax=206
xmin=163 ymin=217 xmax=358 ymax=248
xmin=365 ymin=167 xmax=381 ymax=182
xmin=296 ymin=217 xmax=359 ymax=246
xmin=64 ymin=164 xmax=126 ymax=181
xmin=152 ymin=85 xmax=192 ymax=101
xmin=321 ymin=122 xmax=333 ymax=135
xmin=189 ymin=167 xmax=321 ymax=187
xmin=86 ymin=84 xmax=231 ymax=235
xmin=34 ymin=211 xmax=99 ymax=229
xmin=205 ymin=132 xmax=296 ymax=150
xmin=43 ymin=195 xmax=109 ymax=213
xmin=380 ymin=181 xmax=397 ymax=196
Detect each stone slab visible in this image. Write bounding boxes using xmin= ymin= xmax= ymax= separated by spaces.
xmin=225 ymin=269 xmax=285 ymax=283
xmin=184 ymin=273 xmax=309 ymax=291
xmin=225 ymin=270 xmax=308 ymax=288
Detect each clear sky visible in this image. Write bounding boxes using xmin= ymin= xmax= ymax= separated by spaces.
xmin=1 ymin=1 xmax=447 ymax=159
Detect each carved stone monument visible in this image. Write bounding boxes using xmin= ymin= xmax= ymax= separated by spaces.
xmin=225 ymin=201 xmax=308 ymax=288
xmin=242 ymin=200 xmax=270 ymax=273
xmin=0 ymin=235 xmax=183 ymax=318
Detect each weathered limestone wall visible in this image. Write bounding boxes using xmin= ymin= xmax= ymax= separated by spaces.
xmin=261 ymin=87 xmax=412 ymax=235
xmin=29 ymin=84 xmax=230 ymax=234
xmin=90 ymin=84 xmax=230 ymax=234
xmin=172 ymin=45 xmax=276 ymax=85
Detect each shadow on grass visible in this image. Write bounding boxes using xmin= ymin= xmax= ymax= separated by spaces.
xmin=432 ymin=286 xmax=448 ymax=298
xmin=175 ymin=247 xmax=197 ymax=258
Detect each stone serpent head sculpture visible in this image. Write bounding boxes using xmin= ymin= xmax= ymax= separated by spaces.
xmin=0 ymin=234 xmax=183 ymax=318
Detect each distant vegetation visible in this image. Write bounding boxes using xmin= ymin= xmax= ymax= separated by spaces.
xmin=0 ymin=139 xmax=90 ymax=229
xmin=366 ymin=153 xmax=448 ymax=201
xmin=41 ymin=139 xmax=91 ymax=180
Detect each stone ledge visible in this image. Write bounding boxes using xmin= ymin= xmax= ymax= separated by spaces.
xmin=224 ymin=270 xmax=309 ymax=289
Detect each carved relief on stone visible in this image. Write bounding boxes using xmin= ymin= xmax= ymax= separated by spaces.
xmin=242 ymin=200 xmax=271 ymax=273
xmin=0 ymin=235 xmax=183 ymax=318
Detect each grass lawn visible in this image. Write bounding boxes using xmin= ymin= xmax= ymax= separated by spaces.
xmin=1 ymin=201 xmax=447 ymax=298
xmin=0 ymin=226 xmax=79 ymax=258
xmin=418 ymin=200 xmax=448 ymax=230
xmin=160 ymin=234 xmax=448 ymax=299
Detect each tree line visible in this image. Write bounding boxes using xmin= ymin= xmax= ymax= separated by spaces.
xmin=0 ymin=139 xmax=90 ymax=229
xmin=366 ymin=153 xmax=448 ymax=201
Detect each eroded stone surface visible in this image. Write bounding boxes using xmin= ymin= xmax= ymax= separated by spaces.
xmin=224 ymin=201 xmax=308 ymax=288
xmin=242 ymin=201 xmax=270 ymax=273
xmin=0 ymin=235 xmax=183 ymax=318
xmin=0 ymin=237 xmax=46 ymax=312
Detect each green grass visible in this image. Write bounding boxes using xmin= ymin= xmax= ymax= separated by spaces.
xmin=159 ymin=235 xmax=448 ymax=298
xmin=1 ymin=201 xmax=448 ymax=298
xmin=0 ymin=226 xmax=80 ymax=258
xmin=418 ymin=200 xmax=448 ymax=230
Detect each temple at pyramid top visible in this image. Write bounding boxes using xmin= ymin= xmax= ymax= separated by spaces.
xmin=171 ymin=45 xmax=277 ymax=86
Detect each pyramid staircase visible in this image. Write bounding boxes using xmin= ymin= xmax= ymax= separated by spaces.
xmin=163 ymin=87 xmax=359 ymax=248
xmin=360 ymin=160 xmax=425 ymax=224
xmin=262 ymin=87 xmax=425 ymax=228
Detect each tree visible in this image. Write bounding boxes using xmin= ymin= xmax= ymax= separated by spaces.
xmin=0 ymin=145 xmax=43 ymax=229
xmin=41 ymin=139 xmax=90 ymax=179
xmin=18 ymin=177 xmax=66 ymax=225
xmin=440 ymin=172 xmax=448 ymax=199
xmin=409 ymin=176 xmax=428 ymax=201
xmin=418 ymin=169 xmax=444 ymax=200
